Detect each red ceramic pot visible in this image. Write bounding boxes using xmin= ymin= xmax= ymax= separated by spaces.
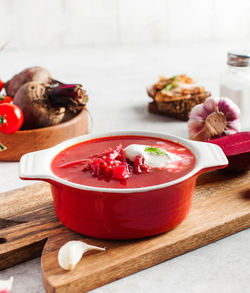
xmin=19 ymin=131 xmax=228 ymax=240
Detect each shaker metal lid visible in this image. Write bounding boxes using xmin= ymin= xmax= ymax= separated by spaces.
xmin=228 ymin=50 xmax=250 ymax=67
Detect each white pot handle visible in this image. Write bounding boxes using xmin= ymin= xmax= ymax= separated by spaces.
xmin=19 ymin=149 xmax=54 ymax=181
xmin=193 ymin=141 xmax=228 ymax=171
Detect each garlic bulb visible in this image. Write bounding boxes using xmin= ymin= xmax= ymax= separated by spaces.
xmin=0 ymin=276 xmax=13 ymax=293
xmin=58 ymin=240 xmax=105 ymax=270
xmin=188 ymin=96 xmax=241 ymax=141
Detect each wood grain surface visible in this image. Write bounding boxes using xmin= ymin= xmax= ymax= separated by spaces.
xmin=0 ymin=183 xmax=64 ymax=269
xmin=0 ymin=107 xmax=88 ymax=161
xmin=0 ymin=171 xmax=249 ymax=292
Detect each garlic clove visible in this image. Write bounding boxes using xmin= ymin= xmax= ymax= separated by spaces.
xmin=0 ymin=276 xmax=13 ymax=293
xmin=58 ymin=240 xmax=105 ymax=271
xmin=224 ymin=120 xmax=240 ymax=135
xmin=218 ymin=97 xmax=240 ymax=121
xmin=190 ymin=104 xmax=207 ymax=119
xmin=203 ymin=96 xmax=218 ymax=113
xmin=188 ymin=105 xmax=207 ymax=140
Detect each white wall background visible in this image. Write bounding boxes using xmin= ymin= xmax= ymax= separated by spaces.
xmin=0 ymin=0 xmax=250 ymax=49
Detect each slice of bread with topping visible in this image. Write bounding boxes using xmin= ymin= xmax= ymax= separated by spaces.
xmin=147 ymin=75 xmax=210 ymax=121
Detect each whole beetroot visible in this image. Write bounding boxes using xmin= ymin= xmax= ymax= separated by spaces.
xmin=5 ymin=66 xmax=52 ymax=98
xmin=13 ymin=81 xmax=87 ymax=129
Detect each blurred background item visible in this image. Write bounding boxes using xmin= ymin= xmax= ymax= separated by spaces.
xmin=220 ymin=51 xmax=250 ymax=127
xmin=1 ymin=0 xmax=250 ymax=49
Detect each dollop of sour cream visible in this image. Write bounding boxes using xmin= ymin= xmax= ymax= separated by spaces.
xmin=124 ymin=144 xmax=180 ymax=168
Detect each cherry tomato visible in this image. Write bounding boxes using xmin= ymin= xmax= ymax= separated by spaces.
xmin=0 ymin=79 xmax=4 ymax=92
xmin=0 ymin=95 xmax=13 ymax=104
xmin=0 ymin=103 xmax=24 ymax=134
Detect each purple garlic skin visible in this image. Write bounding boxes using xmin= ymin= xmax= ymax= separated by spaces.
xmin=188 ymin=96 xmax=241 ymax=141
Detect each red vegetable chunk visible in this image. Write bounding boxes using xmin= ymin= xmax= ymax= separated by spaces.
xmin=0 ymin=79 xmax=4 ymax=91
xmin=133 ymin=155 xmax=150 ymax=174
xmin=112 ymin=164 xmax=130 ymax=180
xmin=209 ymin=132 xmax=250 ymax=172
xmin=106 ymin=144 xmax=122 ymax=164
xmin=0 ymin=103 xmax=24 ymax=134
xmin=90 ymin=158 xmax=107 ymax=177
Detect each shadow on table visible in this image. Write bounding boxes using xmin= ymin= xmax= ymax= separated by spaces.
xmin=133 ymin=104 xmax=180 ymax=124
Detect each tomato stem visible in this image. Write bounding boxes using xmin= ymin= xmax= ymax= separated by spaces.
xmin=0 ymin=114 xmax=7 ymax=126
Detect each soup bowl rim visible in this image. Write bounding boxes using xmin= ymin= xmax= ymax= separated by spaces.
xmin=19 ymin=130 xmax=228 ymax=194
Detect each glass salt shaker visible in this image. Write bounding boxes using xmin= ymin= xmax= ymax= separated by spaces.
xmin=220 ymin=51 xmax=250 ymax=129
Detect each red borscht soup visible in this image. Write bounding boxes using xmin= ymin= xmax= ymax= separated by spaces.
xmin=51 ymin=136 xmax=196 ymax=188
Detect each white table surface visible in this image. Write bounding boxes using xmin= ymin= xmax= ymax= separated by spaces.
xmin=0 ymin=43 xmax=249 ymax=293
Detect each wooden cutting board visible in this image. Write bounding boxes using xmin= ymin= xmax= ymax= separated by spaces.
xmin=0 ymin=171 xmax=250 ymax=293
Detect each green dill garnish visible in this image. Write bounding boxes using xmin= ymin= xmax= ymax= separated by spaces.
xmin=144 ymin=146 xmax=167 ymax=156
xmin=164 ymin=83 xmax=174 ymax=91
xmin=162 ymin=75 xmax=181 ymax=92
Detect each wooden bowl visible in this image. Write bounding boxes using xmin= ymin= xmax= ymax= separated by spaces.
xmin=0 ymin=108 xmax=88 ymax=161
